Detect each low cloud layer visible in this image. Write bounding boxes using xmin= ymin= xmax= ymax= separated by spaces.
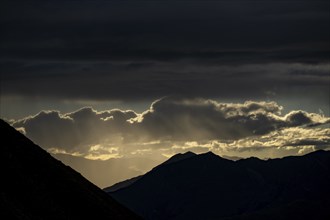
xmin=12 ymin=97 xmax=330 ymax=159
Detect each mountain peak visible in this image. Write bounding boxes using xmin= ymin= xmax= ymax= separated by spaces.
xmin=198 ymin=151 xmax=230 ymax=161
xmin=200 ymin=151 xmax=218 ymax=157
xmin=161 ymin=151 xmax=197 ymax=166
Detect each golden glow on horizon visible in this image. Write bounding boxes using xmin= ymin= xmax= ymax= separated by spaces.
xmin=46 ymin=126 xmax=329 ymax=161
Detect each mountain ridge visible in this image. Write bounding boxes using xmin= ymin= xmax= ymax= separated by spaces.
xmin=105 ymin=151 xmax=198 ymax=193
xmin=109 ymin=149 xmax=330 ymax=220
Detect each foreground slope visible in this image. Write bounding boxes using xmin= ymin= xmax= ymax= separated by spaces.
xmin=0 ymin=119 xmax=140 ymax=219
xmin=110 ymin=151 xmax=330 ymax=220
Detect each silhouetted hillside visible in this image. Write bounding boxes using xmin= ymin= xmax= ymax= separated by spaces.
xmin=104 ymin=176 xmax=143 ymax=193
xmin=104 ymin=152 xmax=197 ymax=193
xmin=109 ymin=150 xmax=330 ymax=220
xmin=0 ymin=119 xmax=140 ymax=219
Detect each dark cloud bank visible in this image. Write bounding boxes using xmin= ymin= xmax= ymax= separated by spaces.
xmin=1 ymin=0 xmax=329 ymax=102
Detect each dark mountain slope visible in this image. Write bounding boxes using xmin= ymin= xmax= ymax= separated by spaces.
xmin=104 ymin=151 xmax=197 ymax=193
xmin=110 ymin=150 xmax=330 ymax=220
xmin=0 ymin=119 xmax=140 ymax=220
xmin=104 ymin=175 xmax=143 ymax=193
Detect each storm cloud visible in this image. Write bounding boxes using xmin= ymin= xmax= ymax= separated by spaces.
xmin=12 ymin=98 xmax=330 ymax=158
xmin=1 ymin=0 xmax=329 ymax=104
xmin=2 ymin=1 xmax=329 ymax=62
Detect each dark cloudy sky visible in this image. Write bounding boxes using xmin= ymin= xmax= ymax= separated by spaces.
xmin=1 ymin=0 xmax=329 ymax=168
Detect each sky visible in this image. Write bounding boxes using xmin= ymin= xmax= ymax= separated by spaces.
xmin=1 ymin=0 xmax=330 ymax=186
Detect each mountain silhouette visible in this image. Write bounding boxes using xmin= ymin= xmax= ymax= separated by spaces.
xmin=109 ymin=150 xmax=330 ymax=220
xmin=159 ymin=151 xmax=197 ymax=166
xmin=0 ymin=119 xmax=140 ymax=219
xmin=104 ymin=152 xmax=197 ymax=193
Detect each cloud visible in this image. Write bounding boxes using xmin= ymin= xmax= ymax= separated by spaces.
xmin=11 ymin=97 xmax=329 ymax=158
xmin=13 ymin=111 xmax=76 ymax=150
xmin=1 ymin=61 xmax=329 ymax=103
xmin=1 ymin=1 xmax=329 ymax=105
xmin=133 ymin=97 xmax=328 ymax=141
xmin=163 ymin=127 xmax=330 ymax=159
xmin=2 ymin=1 xmax=329 ymax=62
xmin=13 ymin=107 xmax=137 ymax=152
